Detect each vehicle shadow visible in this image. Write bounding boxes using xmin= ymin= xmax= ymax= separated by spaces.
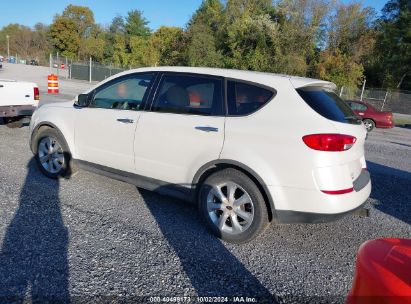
xmin=367 ymin=161 xmax=411 ymax=225
xmin=0 ymin=159 xmax=70 ymax=302
xmin=139 ymin=188 xmax=277 ymax=303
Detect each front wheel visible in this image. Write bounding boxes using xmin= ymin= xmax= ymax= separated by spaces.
xmin=33 ymin=128 xmax=76 ymax=179
xmin=199 ymin=169 xmax=269 ymax=243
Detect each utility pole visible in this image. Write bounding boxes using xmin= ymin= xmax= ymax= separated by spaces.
xmin=57 ymin=52 xmax=59 ymax=78
xmin=6 ymin=35 xmax=9 ymax=60
xmin=89 ymin=57 xmax=92 ymax=83
xmin=360 ymin=78 xmax=366 ymax=101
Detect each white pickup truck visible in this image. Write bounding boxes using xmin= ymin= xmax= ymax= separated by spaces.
xmin=0 ymin=79 xmax=39 ymax=127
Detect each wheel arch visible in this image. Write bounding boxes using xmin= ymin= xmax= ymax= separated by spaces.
xmin=31 ymin=121 xmax=67 ymax=153
xmin=193 ymin=159 xmax=276 ymax=222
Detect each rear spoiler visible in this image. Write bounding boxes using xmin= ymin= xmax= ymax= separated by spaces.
xmin=290 ymin=78 xmax=337 ymax=91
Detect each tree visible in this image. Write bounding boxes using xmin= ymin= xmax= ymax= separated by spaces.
xmin=186 ymin=0 xmax=224 ymax=67
xmin=371 ymin=0 xmax=411 ymax=88
xmin=316 ymin=49 xmax=364 ymax=89
xmin=125 ymin=10 xmax=151 ymax=37
xmin=61 ymin=5 xmax=95 ymax=38
xmin=151 ymin=26 xmax=187 ymax=66
xmin=128 ymin=36 xmax=158 ymax=67
xmin=109 ymin=15 xmax=125 ymax=34
xmin=112 ymin=34 xmax=129 ymax=67
xmin=328 ymin=3 xmax=376 ymax=61
xmin=49 ymin=17 xmax=81 ymax=58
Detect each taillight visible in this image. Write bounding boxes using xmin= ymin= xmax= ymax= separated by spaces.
xmin=34 ymin=87 xmax=40 ymax=100
xmin=302 ymin=134 xmax=357 ymax=151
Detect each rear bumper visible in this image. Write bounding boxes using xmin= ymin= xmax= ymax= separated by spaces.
xmin=276 ymin=199 xmax=368 ymax=223
xmin=375 ymin=119 xmax=394 ymax=128
xmin=0 ymin=105 xmax=36 ymax=118
xmin=271 ymin=169 xmax=371 ymax=223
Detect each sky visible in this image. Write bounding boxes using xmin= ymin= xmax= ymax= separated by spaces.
xmin=0 ymin=0 xmax=388 ymax=30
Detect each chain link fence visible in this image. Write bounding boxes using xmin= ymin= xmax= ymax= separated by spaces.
xmin=341 ymin=87 xmax=411 ymax=115
xmin=70 ymin=59 xmax=125 ymax=82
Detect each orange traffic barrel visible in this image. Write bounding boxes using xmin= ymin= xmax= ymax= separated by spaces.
xmin=48 ymin=74 xmax=59 ymax=94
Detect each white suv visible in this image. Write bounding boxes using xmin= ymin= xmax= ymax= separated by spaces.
xmin=29 ymin=67 xmax=371 ymax=243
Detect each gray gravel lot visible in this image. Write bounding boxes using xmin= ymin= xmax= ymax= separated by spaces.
xmin=0 ymin=64 xmax=410 ymax=303
xmin=0 ymin=125 xmax=410 ymax=303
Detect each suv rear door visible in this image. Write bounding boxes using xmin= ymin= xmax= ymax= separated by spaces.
xmin=133 ymin=72 xmax=225 ymax=185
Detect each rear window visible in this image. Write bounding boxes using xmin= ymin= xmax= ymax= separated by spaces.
xmin=296 ymin=87 xmax=361 ymax=124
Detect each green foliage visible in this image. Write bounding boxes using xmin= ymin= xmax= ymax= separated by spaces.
xmin=48 ymin=17 xmax=81 ymax=58
xmin=371 ymin=0 xmax=411 ymax=88
xmin=316 ymin=49 xmax=364 ymax=88
xmin=151 ymin=27 xmax=187 ymax=66
xmin=61 ymin=5 xmax=95 ymax=38
xmin=125 ymin=10 xmax=151 ymax=37
xmin=2 ymin=0 xmax=399 ymax=92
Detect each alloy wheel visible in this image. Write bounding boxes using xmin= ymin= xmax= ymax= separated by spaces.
xmin=206 ymin=182 xmax=254 ymax=235
xmin=38 ymin=136 xmax=65 ymax=174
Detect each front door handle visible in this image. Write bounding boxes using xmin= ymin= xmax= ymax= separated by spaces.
xmin=117 ymin=118 xmax=134 ymax=124
xmin=195 ymin=126 xmax=219 ymax=132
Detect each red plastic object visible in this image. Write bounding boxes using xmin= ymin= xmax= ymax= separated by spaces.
xmin=347 ymin=238 xmax=411 ymax=304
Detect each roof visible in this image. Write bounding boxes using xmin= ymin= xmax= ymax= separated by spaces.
xmin=111 ymin=66 xmax=336 ymax=90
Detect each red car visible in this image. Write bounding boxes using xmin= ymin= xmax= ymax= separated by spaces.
xmin=347 ymin=100 xmax=394 ymax=132
xmin=347 ymin=238 xmax=411 ymax=304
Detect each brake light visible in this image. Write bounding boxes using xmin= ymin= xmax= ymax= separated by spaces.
xmin=34 ymin=87 xmax=40 ymax=100
xmin=302 ymin=134 xmax=357 ymax=151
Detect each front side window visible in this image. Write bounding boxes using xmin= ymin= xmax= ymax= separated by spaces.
xmin=90 ymin=73 xmax=153 ymax=110
xmin=152 ymin=74 xmax=224 ymax=116
xmin=227 ymin=81 xmax=275 ymax=116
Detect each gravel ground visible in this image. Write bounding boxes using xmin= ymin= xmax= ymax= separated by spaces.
xmin=0 ymin=63 xmax=410 ymax=303
xmin=0 ymin=124 xmax=410 ymax=303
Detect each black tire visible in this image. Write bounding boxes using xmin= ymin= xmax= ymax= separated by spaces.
xmin=5 ymin=117 xmax=24 ymax=128
xmin=199 ymin=168 xmax=270 ymax=243
xmin=363 ymin=119 xmax=375 ymax=132
xmin=32 ymin=127 xmax=77 ymax=179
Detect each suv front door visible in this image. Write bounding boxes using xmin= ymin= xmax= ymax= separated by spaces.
xmin=74 ymin=73 xmax=155 ymax=172
xmin=133 ymin=72 xmax=225 ymax=185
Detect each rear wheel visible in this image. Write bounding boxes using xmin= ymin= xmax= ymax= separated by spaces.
xmin=199 ymin=169 xmax=269 ymax=243
xmin=33 ymin=128 xmax=76 ymax=178
xmin=363 ymin=119 xmax=375 ymax=132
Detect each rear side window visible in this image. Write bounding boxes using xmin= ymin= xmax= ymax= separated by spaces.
xmin=348 ymin=102 xmax=367 ymax=111
xmin=227 ymin=81 xmax=275 ymax=116
xmin=297 ymin=87 xmax=361 ymax=124
xmin=152 ymin=74 xmax=224 ymax=116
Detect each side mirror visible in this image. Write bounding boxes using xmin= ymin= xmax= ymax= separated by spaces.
xmin=74 ymin=94 xmax=89 ymax=107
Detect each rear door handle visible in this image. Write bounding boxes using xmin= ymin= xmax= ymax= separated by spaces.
xmin=195 ymin=126 xmax=219 ymax=132
xmin=117 ymin=118 xmax=134 ymax=124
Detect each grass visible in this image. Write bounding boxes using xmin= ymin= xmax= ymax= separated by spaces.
xmin=393 ymin=117 xmax=411 ymax=127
